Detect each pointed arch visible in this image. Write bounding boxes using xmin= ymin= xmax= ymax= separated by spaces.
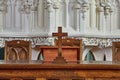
xmin=103 ymin=54 xmax=106 ymax=61
xmin=84 ymin=51 xmax=95 ymax=61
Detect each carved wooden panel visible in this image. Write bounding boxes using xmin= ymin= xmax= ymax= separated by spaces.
xmin=55 ymin=38 xmax=81 ymax=46
xmin=4 ymin=40 xmax=32 ymax=62
xmin=54 ymin=38 xmax=83 ymax=61
xmin=72 ymin=78 xmax=85 ymax=80
xmin=112 ymin=42 xmax=120 ymax=61
xmin=37 ymin=46 xmax=80 ymax=62
xmin=47 ymin=78 xmax=85 ymax=80
xmin=10 ymin=78 xmax=23 ymax=80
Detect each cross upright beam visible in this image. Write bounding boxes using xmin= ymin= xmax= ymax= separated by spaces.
xmin=52 ymin=27 xmax=68 ymax=57
xmin=52 ymin=27 xmax=68 ymax=63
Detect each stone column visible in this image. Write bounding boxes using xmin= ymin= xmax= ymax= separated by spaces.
xmin=38 ymin=0 xmax=44 ymax=31
xmin=6 ymin=0 xmax=12 ymax=31
xmin=81 ymin=1 xmax=89 ymax=33
xmin=65 ymin=0 xmax=69 ymax=28
xmin=54 ymin=1 xmax=60 ymax=31
xmin=31 ymin=0 xmax=38 ymax=32
xmin=97 ymin=6 xmax=104 ymax=32
xmin=90 ymin=0 xmax=96 ymax=29
xmin=74 ymin=1 xmax=80 ymax=31
xmin=20 ymin=0 xmax=34 ymax=33
xmin=0 ymin=0 xmax=7 ymax=32
xmin=11 ymin=0 xmax=16 ymax=31
xmin=15 ymin=0 xmax=22 ymax=31
xmin=109 ymin=2 xmax=114 ymax=32
xmin=44 ymin=0 xmax=54 ymax=32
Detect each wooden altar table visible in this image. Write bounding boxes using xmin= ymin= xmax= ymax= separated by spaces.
xmin=35 ymin=45 xmax=81 ymax=62
xmin=0 ymin=60 xmax=120 ymax=80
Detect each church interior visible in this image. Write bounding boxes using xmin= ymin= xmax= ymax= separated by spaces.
xmin=0 ymin=0 xmax=120 ymax=80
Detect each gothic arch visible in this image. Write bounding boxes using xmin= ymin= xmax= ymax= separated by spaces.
xmin=84 ymin=51 xmax=95 ymax=61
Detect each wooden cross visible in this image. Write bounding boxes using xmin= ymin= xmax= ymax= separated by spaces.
xmin=52 ymin=27 xmax=68 ymax=63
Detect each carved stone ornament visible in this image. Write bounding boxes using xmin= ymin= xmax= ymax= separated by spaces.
xmin=0 ymin=37 xmax=120 ymax=48
xmin=0 ymin=0 xmax=7 ymax=12
xmin=20 ymin=0 xmax=38 ymax=14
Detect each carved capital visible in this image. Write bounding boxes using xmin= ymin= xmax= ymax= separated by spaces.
xmin=0 ymin=0 xmax=7 ymax=12
xmin=44 ymin=0 xmax=54 ymax=12
xmin=0 ymin=37 xmax=120 ymax=49
xmin=99 ymin=1 xmax=113 ymax=15
xmin=53 ymin=0 xmax=61 ymax=9
xmin=97 ymin=6 xmax=104 ymax=12
xmin=20 ymin=0 xmax=38 ymax=14
xmin=74 ymin=1 xmax=80 ymax=9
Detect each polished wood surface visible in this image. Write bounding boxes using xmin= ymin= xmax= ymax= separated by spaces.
xmin=55 ymin=38 xmax=83 ymax=61
xmin=4 ymin=40 xmax=32 ymax=62
xmin=35 ymin=38 xmax=82 ymax=62
xmin=0 ymin=61 xmax=120 ymax=80
xmin=36 ymin=46 xmax=80 ymax=62
xmin=112 ymin=42 xmax=120 ymax=61
xmin=0 ymin=61 xmax=120 ymax=70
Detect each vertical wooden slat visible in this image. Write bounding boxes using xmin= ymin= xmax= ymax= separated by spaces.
xmin=60 ymin=78 xmax=71 ymax=80
xmin=85 ymin=78 xmax=94 ymax=80
xmin=80 ymin=39 xmax=82 ymax=61
xmin=36 ymin=78 xmax=46 ymax=80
